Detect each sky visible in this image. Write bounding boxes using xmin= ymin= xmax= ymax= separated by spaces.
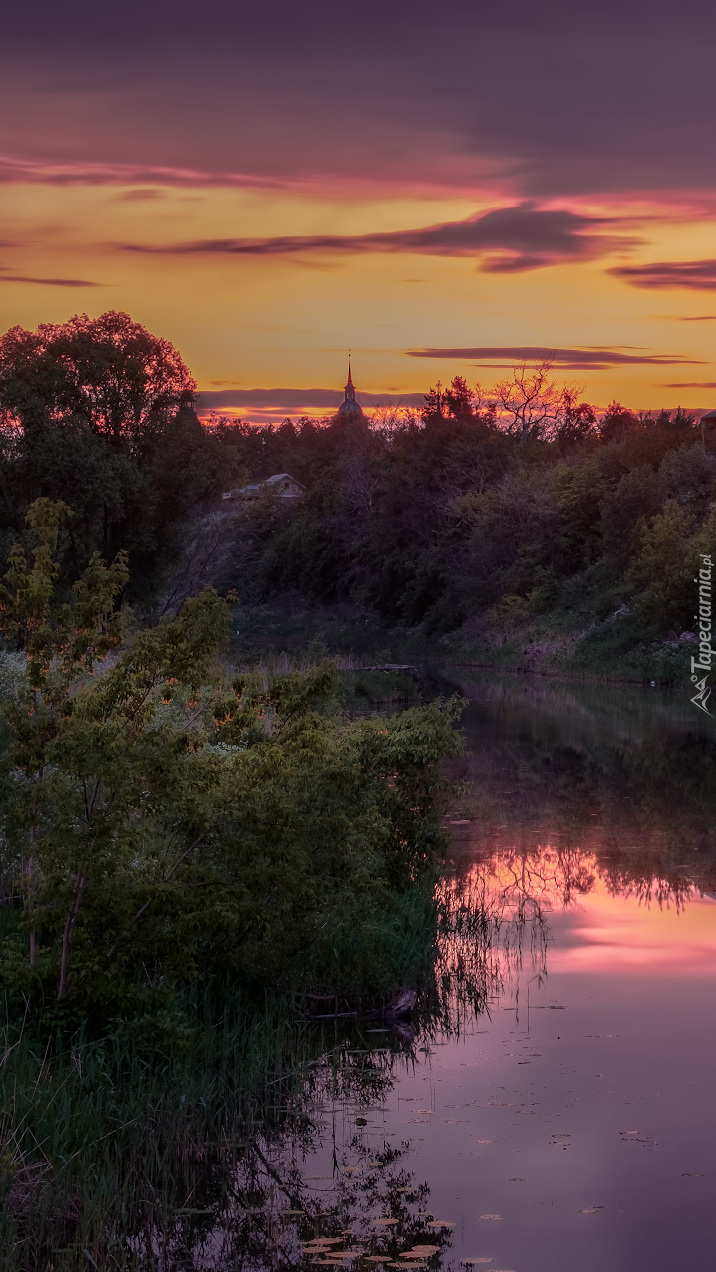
xmin=2 ymin=0 xmax=716 ymax=422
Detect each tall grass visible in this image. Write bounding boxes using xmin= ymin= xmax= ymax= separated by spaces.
xmin=0 ymin=985 xmax=328 ymax=1270
xmin=0 ymin=880 xmax=444 ymax=1270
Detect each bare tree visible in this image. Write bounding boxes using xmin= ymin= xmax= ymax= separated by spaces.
xmin=490 ymin=359 xmax=585 ymax=442
xmin=368 ymin=401 xmax=421 ymax=439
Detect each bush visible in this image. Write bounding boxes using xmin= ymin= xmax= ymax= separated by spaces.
xmin=0 ymin=502 xmax=461 ymax=1019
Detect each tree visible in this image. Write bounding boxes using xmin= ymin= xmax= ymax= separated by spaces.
xmin=0 ymin=315 xmax=227 ymax=588
xmin=490 ymin=360 xmax=591 ymax=442
xmin=598 ymin=465 xmax=666 ymax=576
xmin=626 ymin=504 xmax=700 ymax=632
xmin=598 ymin=401 xmax=640 ymax=443
xmin=0 ymin=311 xmax=195 ymax=447
xmin=0 ymin=502 xmax=460 ymax=1013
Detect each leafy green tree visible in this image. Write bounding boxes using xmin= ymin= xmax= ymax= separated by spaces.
xmin=0 ymin=311 xmax=195 ymax=446
xmin=0 ymin=313 xmax=230 ymax=590
xmin=598 ymin=465 xmax=666 ymax=577
xmin=626 ymin=503 xmax=699 ymax=632
xmin=0 ymin=502 xmax=459 ymax=1014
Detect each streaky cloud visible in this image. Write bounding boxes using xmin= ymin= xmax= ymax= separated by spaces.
xmin=197 ymin=388 xmax=426 ymax=412
xmin=405 ymin=346 xmax=702 ymax=370
xmin=121 ymin=203 xmax=636 ymax=273
xmin=0 ymin=272 xmax=100 ymax=287
xmin=0 ymin=154 xmax=296 ymax=190
xmin=611 ymin=260 xmax=716 ymax=290
xmin=662 ymin=381 xmax=716 ymax=389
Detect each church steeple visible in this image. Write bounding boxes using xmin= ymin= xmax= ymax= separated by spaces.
xmin=337 ymin=353 xmax=364 ymax=420
xmin=344 ymin=355 xmax=356 ymax=403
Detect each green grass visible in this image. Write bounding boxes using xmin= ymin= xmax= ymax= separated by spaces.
xmin=0 ymin=878 xmax=445 ymax=1270
xmin=0 ymin=985 xmax=331 ymax=1269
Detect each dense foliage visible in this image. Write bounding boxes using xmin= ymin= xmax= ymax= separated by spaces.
xmin=2 ymin=315 xmax=712 ymax=661
xmin=0 ymin=312 xmax=240 ymax=598
xmin=0 ymin=501 xmax=459 ymax=1018
xmin=208 ymin=377 xmax=715 ymax=654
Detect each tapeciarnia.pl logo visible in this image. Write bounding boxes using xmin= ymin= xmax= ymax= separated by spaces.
xmin=691 ymin=553 xmax=713 ymax=716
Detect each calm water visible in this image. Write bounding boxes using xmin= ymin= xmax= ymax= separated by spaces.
xmin=186 ymin=673 xmax=716 ymax=1271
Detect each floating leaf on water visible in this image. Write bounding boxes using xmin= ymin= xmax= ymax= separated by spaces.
xmin=578 ymin=1207 xmax=604 ymax=1214
xmin=418 ymin=1110 xmax=434 ymax=1116
xmin=682 ymin=1172 xmax=705 ymax=1177
xmin=473 ymin=1139 xmax=495 ymax=1145
xmin=508 ymin=1177 xmax=526 ymax=1181
xmin=479 ymin=1214 xmax=503 ymax=1221
xmin=427 ymin=1219 xmax=455 ymax=1228
xmin=443 ymin=1118 xmax=462 ymax=1124
xmin=461 ymin=1261 xmax=493 ymax=1266
xmin=374 ymin=1218 xmax=399 ymax=1227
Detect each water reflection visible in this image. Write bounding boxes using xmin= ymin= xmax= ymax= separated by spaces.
xmin=129 ymin=1053 xmax=460 ymax=1270
xmin=443 ymin=670 xmax=716 ymax=907
xmin=132 ymin=673 xmax=716 ymax=1270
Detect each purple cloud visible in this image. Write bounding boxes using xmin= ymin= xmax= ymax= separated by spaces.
xmin=0 ymin=272 xmax=100 ymax=286
xmin=3 ymin=0 xmax=716 ymax=206
xmin=121 ymin=204 xmax=634 ymax=273
xmin=197 ymin=387 xmax=425 ymax=413
xmin=405 ymin=346 xmax=702 ymax=371
xmin=610 ymin=260 xmax=716 ymax=290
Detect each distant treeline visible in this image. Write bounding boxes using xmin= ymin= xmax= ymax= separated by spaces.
xmin=1 ymin=312 xmax=713 ymax=641
xmin=214 ymin=377 xmax=714 ymax=643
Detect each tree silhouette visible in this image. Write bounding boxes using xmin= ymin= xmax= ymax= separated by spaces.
xmin=0 ymin=310 xmax=195 ymax=447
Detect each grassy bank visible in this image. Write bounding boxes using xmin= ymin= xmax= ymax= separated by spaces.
xmin=437 ymin=608 xmax=694 ymax=685
xmin=0 ymin=877 xmax=447 ymax=1270
xmin=0 ymin=865 xmax=499 ymax=1270
xmin=225 ymin=596 xmax=694 ymax=689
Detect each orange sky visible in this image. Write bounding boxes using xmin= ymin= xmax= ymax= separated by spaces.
xmin=2 ymin=1 xmax=716 ymax=421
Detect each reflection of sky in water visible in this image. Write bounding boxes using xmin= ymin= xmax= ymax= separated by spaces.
xmin=295 ymin=859 xmax=716 ymax=1272
xmin=550 ymin=880 xmax=716 ymax=976
xmin=292 ymin=677 xmax=716 ymax=1272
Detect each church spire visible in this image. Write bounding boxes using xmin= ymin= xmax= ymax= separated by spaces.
xmin=344 ymin=354 xmax=356 ymax=402
xmin=337 ymin=354 xmax=363 ymax=419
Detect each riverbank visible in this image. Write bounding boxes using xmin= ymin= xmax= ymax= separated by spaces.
xmin=227 ymin=597 xmax=693 ymax=688
xmin=437 ymin=613 xmax=692 ymax=684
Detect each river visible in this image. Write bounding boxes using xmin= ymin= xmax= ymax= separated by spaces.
xmin=188 ymin=671 xmax=716 ymax=1271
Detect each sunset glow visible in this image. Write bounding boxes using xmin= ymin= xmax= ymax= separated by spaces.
xmin=2 ymin=0 xmax=716 ymax=419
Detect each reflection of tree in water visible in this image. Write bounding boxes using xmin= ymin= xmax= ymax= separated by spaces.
xmin=76 ymin=678 xmax=716 ymax=1269
xmin=444 ymin=672 xmax=716 ymax=910
xmin=128 ymin=1055 xmax=457 ymax=1270
xmin=462 ymin=842 xmax=702 ymax=921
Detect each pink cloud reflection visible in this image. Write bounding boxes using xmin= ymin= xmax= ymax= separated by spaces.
xmin=551 ymin=883 xmax=716 ymax=977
